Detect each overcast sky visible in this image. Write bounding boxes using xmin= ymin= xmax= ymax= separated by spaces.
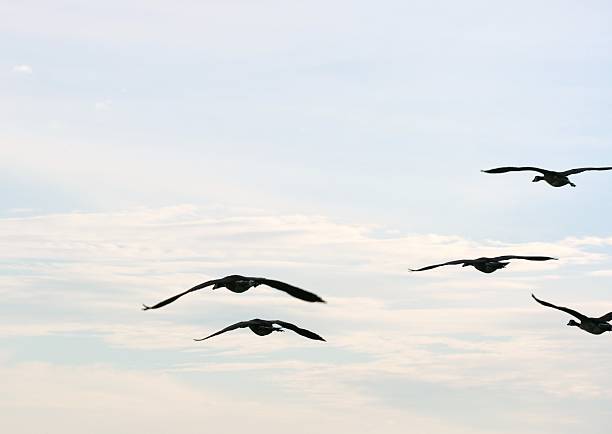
xmin=2 ymin=1 xmax=612 ymax=433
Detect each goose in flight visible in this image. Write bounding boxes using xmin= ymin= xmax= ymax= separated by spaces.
xmin=194 ymin=319 xmax=326 ymax=341
xmin=409 ymin=255 xmax=557 ymax=273
xmin=142 ymin=274 xmax=325 ymax=310
xmin=531 ymin=294 xmax=612 ymax=335
xmin=482 ymin=166 xmax=612 ymax=187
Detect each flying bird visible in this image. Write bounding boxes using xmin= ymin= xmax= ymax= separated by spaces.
xmin=409 ymin=255 xmax=557 ymax=273
xmin=531 ymin=294 xmax=612 ymax=335
xmin=481 ymin=166 xmax=612 ymax=187
xmin=194 ymin=319 xmax=326 ymax=341
xmin=142 ymin=274 xmax=326 ymax=310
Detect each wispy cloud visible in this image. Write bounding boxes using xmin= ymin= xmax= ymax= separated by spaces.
xmin=94 ymin=100 xmax=112 ymax=111
xmin=2 ymin=205 xmax=612 ymax=409
xmin=11 ymin=64 xmax=32 ymax=74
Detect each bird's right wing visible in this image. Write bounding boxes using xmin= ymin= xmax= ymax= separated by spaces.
xmin=493 ymin=255 xmax=557 ymax=262
xmin=596 ymin=312 xmax=612 ymax=322
xmin=142 ymin=279 xmax=219 ymax=310
xmin=255 ymin=278 xmax=326 ymax=303
xmin=481 ymin=166 xmax=549 ymax=175
xmin=531 ymin=294 xmax=587 ymax=321
xmin=561 ymin=167 xmax=612 ymax=176
xmin=193 ymin=321 xmax=252 ymax=341
xmin=409 ymin=259 xmax=470 ymax=272
xmin=273 ymin=321 xmax=326 ymax=341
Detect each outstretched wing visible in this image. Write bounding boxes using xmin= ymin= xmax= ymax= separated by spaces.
xmin=193 ymin=321 xmax=252 ymax=341
xmin=597 ymin=312 xmax=612 ymax=322
xmin=481 ymin=166 xmax=550 ymax=175
xmin=409 ymin=259 xmax=471 ymax=272
xmin=254 ymin=278 xmax=326 ymax=303
xmin=142 ymin=279 xmax=219 ymax=310
xmin=531 ymin=294 xmax=587 ymax=321
xmin=561 ymin=167 xmax=612 ymax=176
xmin=273 ymin=320 xmax=326 ymax=341
xmin=492 ymin=255 xmax=557 ymax=262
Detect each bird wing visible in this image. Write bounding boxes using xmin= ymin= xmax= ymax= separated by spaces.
xmin=409 ymin=259 xmax=471 ymax=272
xmin=596 ymin=312 xmax=612 ymax=322
xmin=273 ymin=320 xmax=326 ymax=341
xmin=481 ymin=166 xmax=550 ymax=175
xmin=142 ymin=279 xmax=219 ymax=310
xmin=254 ymin=278 xmax=326 ymax=303
xmin=193 ymin=321 xmax=252 ymax=341
xmin=531 ymin=294 xmax=587 ymax=321
xmin=561 ymin=167 xmax=612 ymax=176
xmin=492 ymin=255 xmax=557 ymax=262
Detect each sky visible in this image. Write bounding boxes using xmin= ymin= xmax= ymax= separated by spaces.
xmin=2 ymin=1 xmax=612 ymax=432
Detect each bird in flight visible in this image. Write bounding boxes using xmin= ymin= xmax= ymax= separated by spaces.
xmin=194 ymin=318 xmax=326 ymax=341
xmin=409 ymin=255 xmax=557 ymax=273
xmin=142 ymin=274 xmax=326 ymax=310
xmin=531 ymin=294 xmax=612 ymax=335
xmin=481 ymin=166 xmax=612 ymax=187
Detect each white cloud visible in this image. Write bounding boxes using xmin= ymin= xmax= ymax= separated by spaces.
xmin=12 ymin=64 xmax=32 ymax=74
xmin=94 ymin=100 xmax=112 ymax=111
xmin=0 ymin=361 xmax=512 ymax=434
xmin=2 ymin=205 xmax=612 ymax=402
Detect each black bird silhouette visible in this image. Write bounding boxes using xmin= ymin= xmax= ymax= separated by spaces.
xmin=482 ymin=166 xmax=612 ymax=187
xmin=532 ymin=294 xmax=612 ymax=335
xmin=142 ymin=274 xmax=325 ymax=310
xmin=409 ymin=255 xmax=557 ymax=273
xmin=194 ymin=319 xmax=326 ymax=341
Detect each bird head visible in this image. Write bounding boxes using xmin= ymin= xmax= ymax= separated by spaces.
xmin=567 ymin=319 xmax=580 ymax=327
xmin=532 ymin=175 xmax=544 ymax=183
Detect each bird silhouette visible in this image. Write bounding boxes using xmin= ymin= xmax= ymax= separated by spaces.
xmin=482 ymin=166 xmax=612 ymax=187
xmin=193 ymin=319 xmax=326 ymax=341
xmin=532 ymin=294 xmax=612 ymax=335
xmin=409 ymin=255 xmax=557 ymax=273
xmin=142 ymin=274 xmax=326 ymax=310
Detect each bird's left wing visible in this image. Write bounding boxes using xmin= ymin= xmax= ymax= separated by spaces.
xmin=493 ymin=255 xmax=557 ymax=262
xmin=531 ymin=294 xmax=587 ymax=321
xmin=193 ymin=321 xmax=252 ymax=341
xmin=561 ymin=167 xmax=612 ymax=176
xmin=273 ymin=321 xmax=326 ymax=341
xmin=254 ymin=278 xmax=326 ymax=303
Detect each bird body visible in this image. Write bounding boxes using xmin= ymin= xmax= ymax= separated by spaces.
xmin=482 ymin=166 xmax=612 ymax=187
xmin=410 ymin=255 xmax=556 ymax=273
xmin=194 ymin=319 xmax=326 ymax=341
xmin=142 ymin=274 xmax=325 ymax=310
xmin=214 ymin=275 xmax=259 ymax=293
xmin=532 ymin=294 xmax=612 ymax=335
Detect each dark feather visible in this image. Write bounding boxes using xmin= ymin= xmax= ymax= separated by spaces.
xmin=142 ymin=279 xmax=218 ymax=310
xmin=482 ymin=166 xmax=550 ymax=175
xmin=597 ymin=312 xmax=612 ymax=322
xmin=273 ymin=320 xmax=326 ymax=341
xmin=255 ymin=278 xmax=326 ymax=303
xmin=409 ymin=259 xmax=471 ymax=271
xmin=561 ymin=167 xmax=612 ymax=176
xmin=491 ymin=255 xmax=557 ymax=262
xmin=193 ymin=321 xmax=251 ymax=341
xmin=531 ymin=294 xmax=587 ymax=321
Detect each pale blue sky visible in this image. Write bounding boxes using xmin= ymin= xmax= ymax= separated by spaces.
xmin=2 ymin=1 xmax=612 ymax=433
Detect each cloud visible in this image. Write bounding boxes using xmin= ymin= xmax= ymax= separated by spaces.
xmin=94 ymin=100 xmax=112 ymax=111
xmin=12 ymin=64 xmax=32 ymax=74
xmin=0 ymin=361 xmax=513 ymax=434
xmin=2 ymin=205 xmax=612 ymax=404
